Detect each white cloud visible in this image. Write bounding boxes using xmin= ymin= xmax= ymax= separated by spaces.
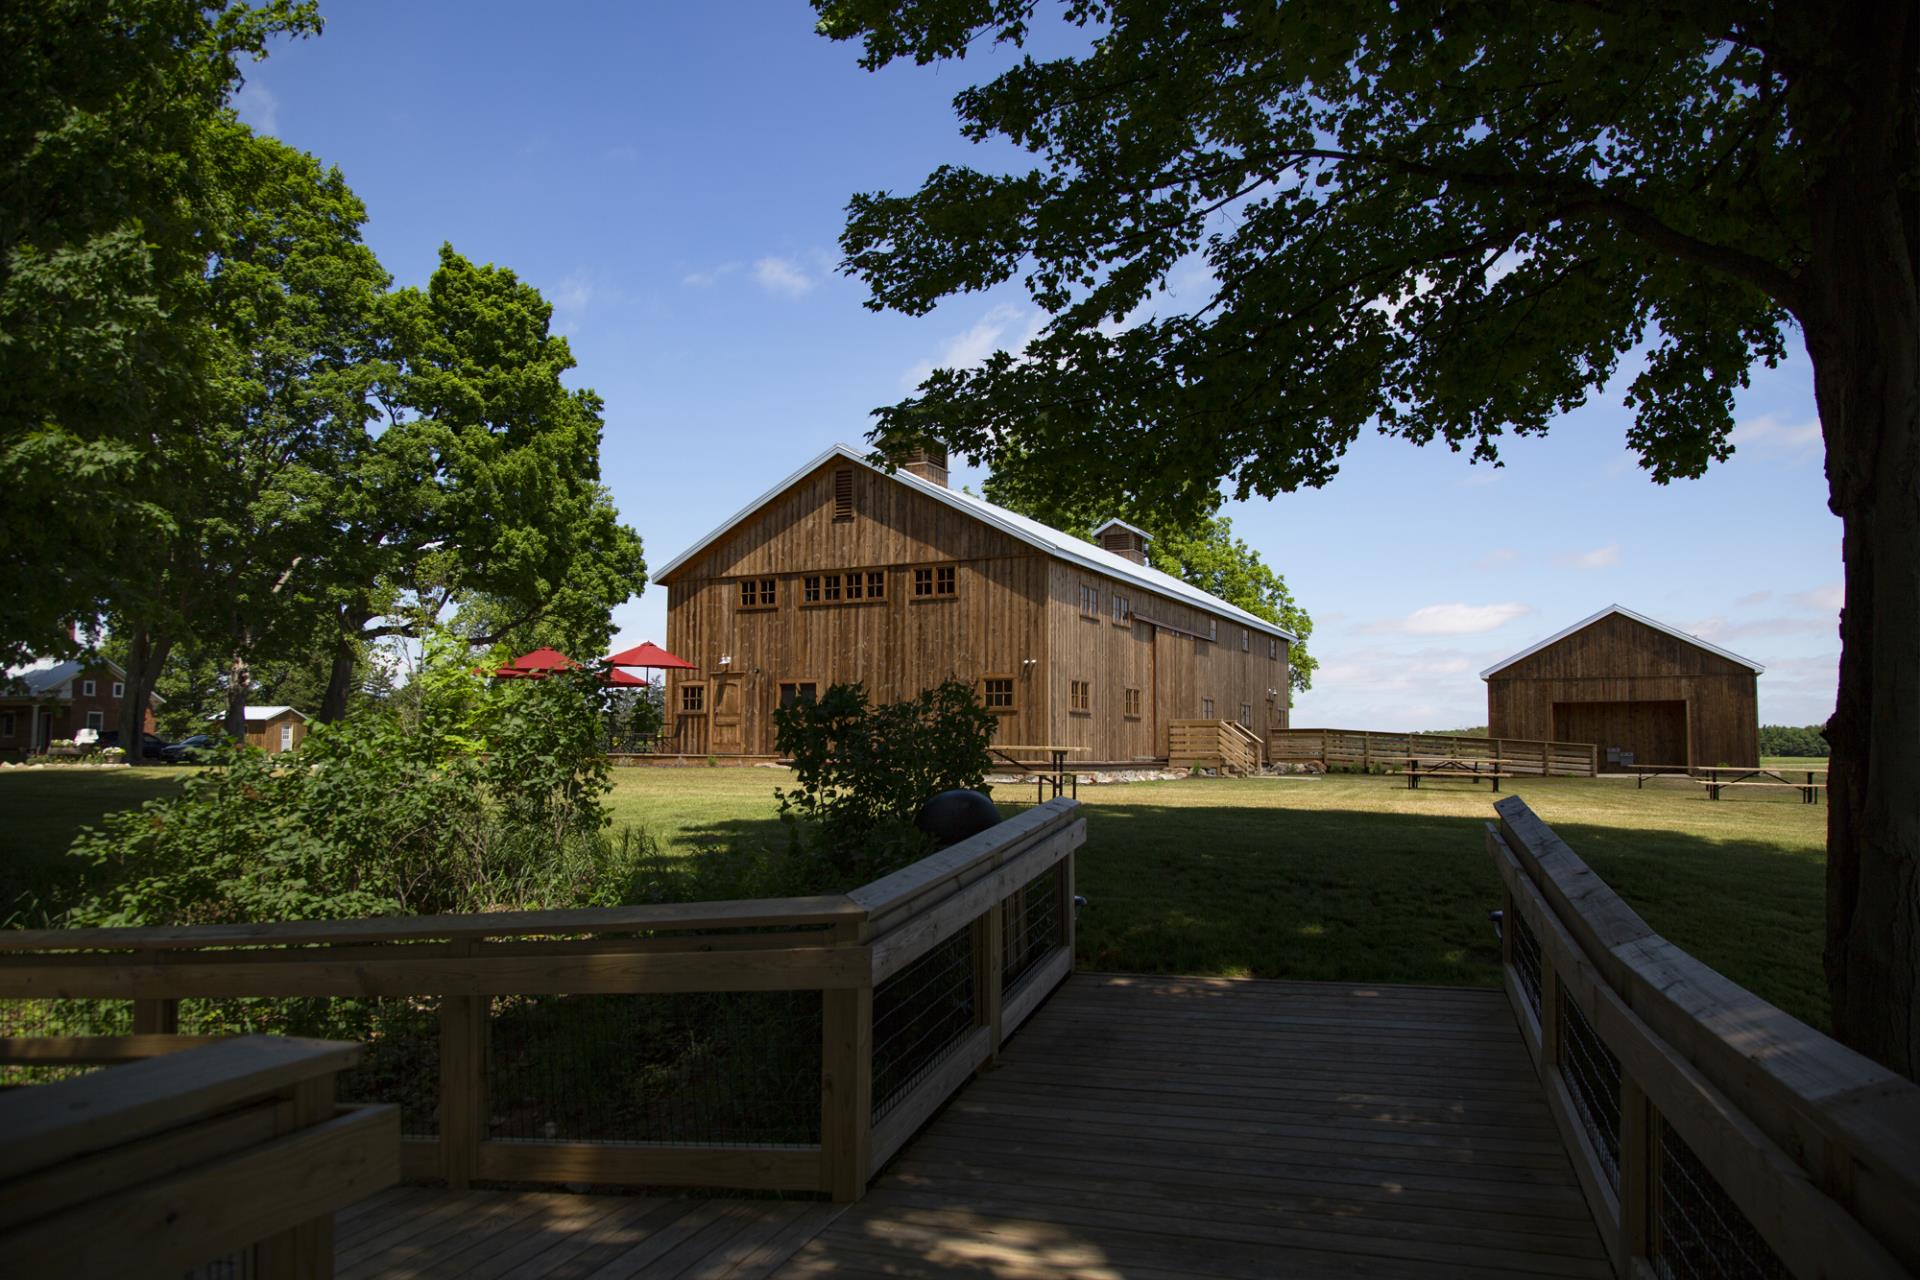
xmin=682 ymin=262 xmax=740 ymax=288
xmin=1365 ymin=603 xmax=1533 ymax=636
xmin=752 ymin=257 xmax=814 ymax=298
xmin=902 ymin=303 xmax=1045 ymax=389
xmin=1734 ymin=590 xmax=1772 ymax=608
xmin=1790 ymin=583 xmax=1844 ymax=612
xmin=1730 ymin=412 xmax=1822 ymax=458
xmin=551 ymin=273 xmax=594 ymax=314
xmin=233 ymin=80 xmax=278 ymax=134
xmin=1557 ymin=543 xmax=1621 ymax=570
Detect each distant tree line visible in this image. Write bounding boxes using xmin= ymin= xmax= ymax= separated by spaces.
xmin=4 ymin=2 xmax=644 ymax=738
xmin=1760 ymin=725 xmax=1831 ymax=758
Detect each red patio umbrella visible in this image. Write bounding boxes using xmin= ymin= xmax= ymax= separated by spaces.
xmin=511 ymin=647 xmax=578 ymax=673
xmin=604 ymin=668 xmax=648 ymax=687
xmin=606 ymin=641 xmax=694 ymax=671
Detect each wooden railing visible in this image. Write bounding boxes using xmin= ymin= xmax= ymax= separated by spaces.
xmin=1168 ymin=719 xmax=1262 ymax=774
xmin=1273 ymin=726 xmax=1600 ymax=776
xmin=0 ymin=1035 xmax=398 ymax=1277
xmin=1488 ymin=797 xmax=1919 ymax=1278
xmin=0 ymin=798 xmax=1083 ymax=1204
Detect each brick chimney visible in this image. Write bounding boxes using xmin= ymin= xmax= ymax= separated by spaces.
xmin=1095 ymin=519 xmax=1152 ymax=565
xmin=896 ymin=445 xmax=949 ymax=488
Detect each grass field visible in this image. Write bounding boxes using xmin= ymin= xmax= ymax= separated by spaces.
xmin=0 ymin=762 xmax=1829 ymax=1028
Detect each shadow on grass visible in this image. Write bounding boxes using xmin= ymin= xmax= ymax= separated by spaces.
xmin=1068 ymin=802 xmax=1828 ymax=1030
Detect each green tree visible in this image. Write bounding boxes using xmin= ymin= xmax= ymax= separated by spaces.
xmin=1 ymin=0 xmax=318 ymax=670
xmin=313 ymin=248 xmax=648 ymax=719
xmin=980 ymin=468 xmax=1315 ymax=690
xmin=816 ymin=2 xmax=1918 ymax=1073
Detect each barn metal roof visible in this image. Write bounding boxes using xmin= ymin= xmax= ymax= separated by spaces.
xmin=653 ymin=444 xmax=1296 ymax=641
xmin=1478 ymin=604 xmax=1766 ymax=679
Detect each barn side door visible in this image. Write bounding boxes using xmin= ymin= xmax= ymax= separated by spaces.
xmin=710 ymin=676 xmax=743 ymax=754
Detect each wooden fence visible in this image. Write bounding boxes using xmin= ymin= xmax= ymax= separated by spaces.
xmin=1489 ymin=796 xmax=1919 ymax=1278
xmin=1272 ymin=727 xmax=1599 ymax=776
xmin=1168 ymin=718 xmax=1263 ymax=774
xmin=0 ymin=1035 xmax=398 ymax=1277
xmin=0 ymin=798 xmax=1084 ymax=1204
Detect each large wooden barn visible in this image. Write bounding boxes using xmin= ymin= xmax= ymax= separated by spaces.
xmin=1482 ymin=605 xmax=1763 ymax=770
xmin=653 ymin=444 xmax=1293 ymax=761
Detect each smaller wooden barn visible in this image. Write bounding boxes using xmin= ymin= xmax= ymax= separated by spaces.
xmin=1482 ymin=605 xmax=1762 ymax=770
xmin=208 ymin=706 xmax=310 ymax=754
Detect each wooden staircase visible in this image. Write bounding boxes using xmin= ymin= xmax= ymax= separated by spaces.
xmin=1168 ymin=719 xmax=1263 ymax=774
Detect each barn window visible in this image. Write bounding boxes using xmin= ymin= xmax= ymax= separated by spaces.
xmin=982 ymin=676 xmax=1015 ymax=711
xmin=833 ymin=468 xmax=854 ymax=522
xmin=1269 ymin=638 xmax=1278 ymax=660
xmin=915 ymin=565 xmax=957 ymax=599
xmin=779 ymin=681 xmax=818 ymax=709
xmin=1069 ymin=679 xmax=1091 ymax=713
xmin=866 ymin=571 xmax=886 ymax=599
xmin=937 ymin=566 xmax=956 ymax=595
xmin=1242 ymin=629 xmax=1250 ymax=652
xmin=1124 ymin=688 xmax=1141 ymax=718
xmin=680 ymin=683 xmax=706 ymax=714
xmin=1202 ymin=697 xmax=1215 ymax=718
xmin=1240 ymin=703 xmax=1253 ymax=726
xmin=738 ymin=578 xmax=776 ymax=610
xmin=844 ymin=570 xmax=863 ymax=600
xmin=1079 ymin=584 xmax=1100 ymax=617
xmin=1112 ymin=595 xmax=1130 ymax=623
xmin=822 ymin=573 xmax=841 ymax=601
xmin=1207 ymin=620 xmax=1217 ymax=642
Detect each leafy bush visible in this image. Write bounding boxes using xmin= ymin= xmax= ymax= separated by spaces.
xmin=772 ymin=679 xmax=996 ymax=886
xmin=1759 ymin=724 xmax=1830 ymax=757
xmin=66 ymin=635 xmax=625 ymax=927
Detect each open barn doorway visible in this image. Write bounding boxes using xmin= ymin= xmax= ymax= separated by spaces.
xmin=1553 ymin=699 xmax=1688 ymax=771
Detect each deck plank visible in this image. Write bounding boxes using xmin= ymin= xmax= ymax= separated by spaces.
xmin=336 ymin=973 xmax=1604 ymax=1279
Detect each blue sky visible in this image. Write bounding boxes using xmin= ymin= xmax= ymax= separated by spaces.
xmin=237 ymin=2 xmax=1843 ymax=730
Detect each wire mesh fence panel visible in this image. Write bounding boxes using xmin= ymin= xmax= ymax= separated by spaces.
xmin=1653 ymin=1118 xmax=1791 ymax=1280
xmin=1001 ymin=864 xmax=1063 ymax=995
xmin=178 ymin=996 xmax=442 ymax=1137
xmin=487 ymin=990 xmax=822 ymax=1147
xmin=0 ymin=997 xmax=133 ymax=1085
xmin=1511 ymin=906 xmax=1544 ymax=1018
xmin=1558 ymin=994 xmax=1622 ymax=1190
xmin=871 ymin=930 xmax=975 ymax=1124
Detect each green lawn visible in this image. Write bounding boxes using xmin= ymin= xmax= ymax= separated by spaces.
xmin=0 ymin=762 xmax=1829 ymax=1028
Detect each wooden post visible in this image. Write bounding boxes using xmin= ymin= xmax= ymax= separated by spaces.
xmin=1061 ymin=846 xmax=1077 ymax=971
xmin=1362 ymin=731 xmax=1371 ymax=771
xmin=1620 ymin=1078 xmax=1653 ymax=1267
xmin=821 ymin=986 xmax=872 ymax=1202
xmin=439 ymin=989 xmax=488 ymax=1190
xmin=131 ymin=951 xmax=178 ymax=1035
xmin=975 ymin=901 xmax=1005 ymax=1063
xmin=255 ymin=1074 xmax=336 ymax=1280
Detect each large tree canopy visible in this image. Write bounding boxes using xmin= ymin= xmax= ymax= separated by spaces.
xmin=816 ymin=1 xmax=1918 ymax=1074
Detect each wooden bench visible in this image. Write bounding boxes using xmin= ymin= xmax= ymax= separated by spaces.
xmin=1699 ymin=779 xmax=1827 ymax=803
xmin=0 ymin=1035 xmax=399 ymax=1277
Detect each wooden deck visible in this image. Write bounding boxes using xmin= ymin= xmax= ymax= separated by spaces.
xmin=337 ymin=974 xmax=1607 ymax=1279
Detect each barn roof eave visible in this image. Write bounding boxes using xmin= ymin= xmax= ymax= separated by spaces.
xmin=1478 ymin=603 xmax=1767 ymax=680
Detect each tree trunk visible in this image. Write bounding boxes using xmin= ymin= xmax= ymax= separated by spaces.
xmin=224 ymin=650 xmax=250 ymax=743
xmin=1802 ymin=3 xmax=1920 ymax=1076
xmin=317 ymin=610 xmax=365 ymax=722
xmin=118 ymin=626 xmax=173 ymax=761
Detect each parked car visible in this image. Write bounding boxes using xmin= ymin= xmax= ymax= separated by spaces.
xmin=159 ymin=734 xmax=215 ymax=764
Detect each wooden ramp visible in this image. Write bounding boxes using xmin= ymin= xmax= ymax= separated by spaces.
xmin=337 ymin=974 xmax=1607 ymax=1278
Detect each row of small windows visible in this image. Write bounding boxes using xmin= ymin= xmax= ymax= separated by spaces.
xmin=735 ymin=565 xmax=957 ymax=610
xmin=1074 ymin=581 xmax=1279 ymax=656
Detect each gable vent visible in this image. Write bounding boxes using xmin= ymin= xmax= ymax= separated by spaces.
xmin=833 ymin=468 xmax=854 ymax=522
xmin=897 ymin=445 xmax=949 ymax=488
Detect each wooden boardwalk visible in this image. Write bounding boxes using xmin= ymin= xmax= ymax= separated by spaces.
xmin=338 ymin=974 xmax=1607 ymax=1279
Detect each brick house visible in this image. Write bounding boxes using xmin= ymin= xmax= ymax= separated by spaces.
xmin=0 ymin=659 xmax=160 ymax=759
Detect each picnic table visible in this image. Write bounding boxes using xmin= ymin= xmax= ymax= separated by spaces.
xmin=1401 ymin=756 xmax=1518 ymax=793
xmin=1697 ymin=764 xmax=1827 ymax=804
xmin=1622 ymin=763 xmax=1695 ymax=789
xmin=991 ymin=744 xmax=1091 ymax=801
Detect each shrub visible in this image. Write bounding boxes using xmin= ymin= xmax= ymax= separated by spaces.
xmin=66 ymin=633 xmax=622 ymax=927
xmin=1758 ymin=724 xmax=1830 ymax=757
xmin=773 ymin=679 xmax=996 ymax=886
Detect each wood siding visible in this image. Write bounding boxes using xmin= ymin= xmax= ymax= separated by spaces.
xmin=1486 ymin=612 xmax=1759 ymax=768
xmin=660 ymin=458 xmax=1291 ymax=761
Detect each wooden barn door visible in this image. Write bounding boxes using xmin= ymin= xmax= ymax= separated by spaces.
xmin=710 ymin=676 xmax=743 ymax=754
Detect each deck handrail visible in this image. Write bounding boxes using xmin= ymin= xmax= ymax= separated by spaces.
xmin=1487 ymin=796 xmax=1920 ymax=1278
xmin=0 ymin=1035 xmax=398 ymax=1276
xmin=0 ymin=796 xmax=1084 ymax=1204
xmin=1168 ymin=718 xmax=1261 ymax=774
xmin=1277 ymin=726 xmax=1600 ymax=776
